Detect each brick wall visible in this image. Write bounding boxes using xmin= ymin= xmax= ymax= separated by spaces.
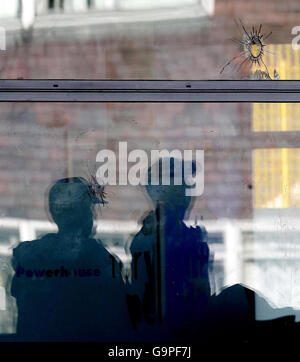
xmin=0 ymin=0 xmax=297 ymax=223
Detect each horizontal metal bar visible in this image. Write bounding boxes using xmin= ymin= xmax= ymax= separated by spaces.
xmin=2 ymin=80 xmax=300 ymax=90
xmin=1 ymin=92 xmax=300 ymax=102
xmin=0 ymin=80 xmax=300 ymax=102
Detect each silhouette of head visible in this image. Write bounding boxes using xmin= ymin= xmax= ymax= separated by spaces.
xmin=145 ymin=157 xmax=197 ymax=219
xmin=48 ymin=177 xmax=95 ymax=236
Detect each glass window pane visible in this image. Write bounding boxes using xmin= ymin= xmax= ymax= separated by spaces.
xmin=1 ymin=101 xmax=300 ymax=342
xmin=0 ymin=1 xmax=299 ymax=79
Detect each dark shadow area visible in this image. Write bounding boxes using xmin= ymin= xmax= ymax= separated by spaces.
xmin=5 ymin=167 xmax=300 ymax=345
xmin=126 ymin=157 xmax=300 ymax=344
xmin=126 ymin=157 xmax=211 ymax=341
xmin=10 ymin=177 xmax=133 ymax=341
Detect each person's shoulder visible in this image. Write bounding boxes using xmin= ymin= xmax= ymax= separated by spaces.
xmin=84 ymin=238 xmax=114 ymax=263
xmin=11 ymin=235 xmax=52 ymax=270
xmin=12 ymin=235 xmax=50 ymax=260
xmin=182 ymin=224 xmax=210 ymax=260
xmin=86 ymin=237 xmax=109 ymax=252
xmin=184 ymin=223 xmax=208 ymax=243
xmin=129 ymin=211 xmax=157 ymax=254
xmin=130 ymin=230 xmax=156 ymax=255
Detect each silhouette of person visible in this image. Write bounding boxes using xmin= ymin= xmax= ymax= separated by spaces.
xmin=126 ymin=158 xmax=210 ymax=341
xmin=11 ymin=177 xmax=132 ymax=341
xmin=125 ymin=157 xmax=293 ymax=345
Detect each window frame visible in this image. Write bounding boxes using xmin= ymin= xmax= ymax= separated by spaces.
xmin=0 ymin=80 xmax=300 ymax=102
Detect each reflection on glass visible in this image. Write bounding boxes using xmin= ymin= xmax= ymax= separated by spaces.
xmin=0 ymin=102 xmax=299 ymax=341
xmin=0 ymin=1 xmax=299 ymax=79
